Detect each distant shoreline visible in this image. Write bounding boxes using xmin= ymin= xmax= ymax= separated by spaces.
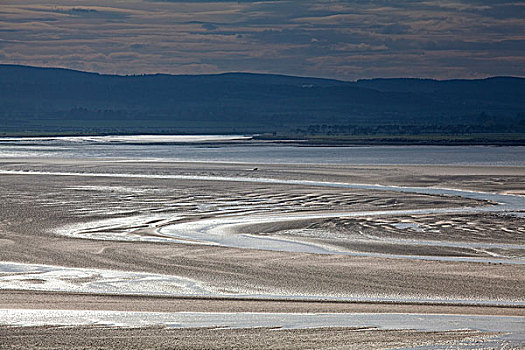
xmin=254 ymin=133 xmax=525 ymax=146
xmin=1 ymin=132 xmax=525 ymax=146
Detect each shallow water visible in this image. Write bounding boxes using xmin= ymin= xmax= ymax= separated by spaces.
xmin=3 ymin=169 xmax=522 ymax=263
xmin=2 ymin=261 xmax=523 ymax=306
xmin=1 ymin=136 xmax=525 ymax=165
xmin=0 ymin=261 xmax=211 ymax=296
xmin=1 ymin=309 xmax=524 ymax=347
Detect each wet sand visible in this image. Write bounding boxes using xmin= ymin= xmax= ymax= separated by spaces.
xmin=3 ymin=290 xmax=524 ymax=315
xmin=1 ymin=326 xmax=494 ymax=350
xmin=1 ymin=158 xmax=524 ymax=348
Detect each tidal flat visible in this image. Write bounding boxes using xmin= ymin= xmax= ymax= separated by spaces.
xmin=0 ymin=142 xmax=524 ymax=349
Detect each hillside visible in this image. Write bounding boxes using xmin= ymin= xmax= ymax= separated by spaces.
xmin=1 ymin=64 xmax=524 ymax=136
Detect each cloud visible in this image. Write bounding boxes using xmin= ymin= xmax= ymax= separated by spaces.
xmin=0 ymin=0 xmax=523 ymax=80
xmin=147 ymin=0 xmax=280 ymax=2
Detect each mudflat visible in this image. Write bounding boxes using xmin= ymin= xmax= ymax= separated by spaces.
xmin=0 ymin=326 xmax=495 ymax=350
xmin=1 ymin=157 xmax=524 ymax=349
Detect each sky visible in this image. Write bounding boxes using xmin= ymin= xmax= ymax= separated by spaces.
xmin=1 ymin=0 xmax=524 ymax=80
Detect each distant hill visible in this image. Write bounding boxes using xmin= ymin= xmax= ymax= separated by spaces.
xmin=0 ymin=64 xmax=524 ymax=136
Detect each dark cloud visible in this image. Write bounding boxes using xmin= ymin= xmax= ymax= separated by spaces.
xmin=470 ymin=3 xmax=525 ymax=19
xmin=201 ymin=23 xmax=218 ymax=31
xmin=377 ymin=24 xmax=411 ymax=35
xmin=54 ymin=7 xmax=129 ymax=20
xmin=4 ymin=17 xmax=57 ymax=23
xmin=129 ymin=43 xmax=146 ymax=49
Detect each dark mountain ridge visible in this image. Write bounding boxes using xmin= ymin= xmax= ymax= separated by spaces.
xmin=1 ymin=64 xmax=524 ymax=135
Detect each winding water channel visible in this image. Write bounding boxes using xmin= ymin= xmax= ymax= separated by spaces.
xmin=2 ymin=169 xmax=524 ymax=265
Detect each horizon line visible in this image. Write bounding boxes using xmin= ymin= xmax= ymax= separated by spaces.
xmin=1 ymin=63 xmax=524 ymax=83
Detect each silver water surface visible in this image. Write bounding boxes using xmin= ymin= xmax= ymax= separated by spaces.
xmin=1 ymin=137 xmax=525 ymax=165
xmin=1 ymin=309 xmax=524 ymax=348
